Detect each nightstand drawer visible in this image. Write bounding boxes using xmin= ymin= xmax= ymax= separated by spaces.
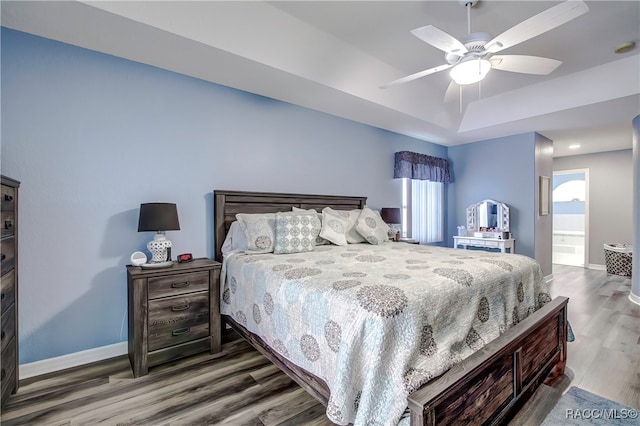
xmin=1 ymin=306 xmax=15 ymax=353
xmin=148 ymin=292 xmax=210 ymax=351
xmin=148 ymin=271 xmax=209 ymax=299
xmin=1 ymin=270 xmax=15 ymax=315
xmin=0 ymin=237 xmax=15 ymax=276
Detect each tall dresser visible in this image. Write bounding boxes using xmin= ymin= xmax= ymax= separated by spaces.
xmin=1 ymin=175 xmax=19 ymax=408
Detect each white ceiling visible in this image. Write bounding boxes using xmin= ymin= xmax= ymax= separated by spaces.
xmin=2 ymin=1 xmax=639 ymax=157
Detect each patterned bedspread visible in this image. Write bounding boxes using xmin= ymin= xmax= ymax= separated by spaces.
xmin=221 ymin=243 xmax=550 ymax=425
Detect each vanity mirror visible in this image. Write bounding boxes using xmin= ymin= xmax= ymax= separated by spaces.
xmin=466 ymin=199 xmax=510 ymax=237
xmin=454 ymin=199 xmax=514 ymax=253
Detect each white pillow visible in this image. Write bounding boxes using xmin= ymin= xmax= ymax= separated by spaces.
xmin=320 ymin=207 xmax=350 ymax=246
xmin=345 ymin=209 xmax=366 ymax=244
xmin=354 ymin=207 xmax=391 ymax=245
xmin=221 ymin=221 xmax=248 ymax=256
xmin=292 ymin=207 xmax=329 ymax=245
xmin=274 ymin=212 xmax=319 ymax=254
xmin=236 ymin=213 xmax=276 ymax=253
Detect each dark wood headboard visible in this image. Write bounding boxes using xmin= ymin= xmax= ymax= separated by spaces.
xmin=213 ymin=190 xmax=367 ymax=262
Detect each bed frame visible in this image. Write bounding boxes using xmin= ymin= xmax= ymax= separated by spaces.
xmin=213 ymin=190 xmax=568 ymax=425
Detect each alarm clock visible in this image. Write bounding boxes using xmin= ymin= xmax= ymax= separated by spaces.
xmin=130 ymin=251 xmax=147 ymax=266
xmin=177 ymin=253 xmax=193 ymax=263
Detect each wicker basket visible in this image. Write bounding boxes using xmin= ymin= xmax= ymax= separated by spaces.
xmin=603 ymin=244 xmax=632 ymax=277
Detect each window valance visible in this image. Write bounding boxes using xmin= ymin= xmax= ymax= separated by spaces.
xmin=393 ymin=151 xmax=452 ymax=183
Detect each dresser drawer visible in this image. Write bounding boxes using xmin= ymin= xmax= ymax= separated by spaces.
xmin=1 ymin=270 xmax=15 ymax=315
xmin=148 ymin=271 xmax=209 ymax=299
xmin=0 ymin=237 xmax=15 ymax=276
xmin=0 ymin=210 xmax=15 ymax=238
xmin=148 ymin=292 xmax=210 ymax=351
xmin=1 ymin=306 xmax=15 ymax=353
xmin=1 ymin=336 xmax=16 ymax=403
xmin=0 ymin=186 xmax=15 ymax=214
xmin=456 ymin=238 xmax=471 ymax=245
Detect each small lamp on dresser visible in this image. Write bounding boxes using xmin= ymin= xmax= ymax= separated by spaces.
xmin=380 ymin=207 xmax=402 ymax=240
xmin=137 ymin=202 xmax=180 ymax=266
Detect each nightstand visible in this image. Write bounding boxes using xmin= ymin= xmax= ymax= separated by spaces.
xmin=127 ymin=258 xmax=221 ymax=377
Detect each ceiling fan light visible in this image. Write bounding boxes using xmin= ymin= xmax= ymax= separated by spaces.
xmin=450 ymin=59 xmax=491 ymax=85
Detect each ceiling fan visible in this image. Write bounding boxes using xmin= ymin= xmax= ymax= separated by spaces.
xmin=380 ymin=0 xmax=589 ymax=91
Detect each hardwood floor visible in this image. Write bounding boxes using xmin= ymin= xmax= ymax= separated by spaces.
xmin=1 ymin=265 xmax=637 ymax=425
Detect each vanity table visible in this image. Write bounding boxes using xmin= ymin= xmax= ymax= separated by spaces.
xmin=455 ymin=199 xmax=515 ymax=254
xmin=453 ymin=236 xmax=515 ymax=253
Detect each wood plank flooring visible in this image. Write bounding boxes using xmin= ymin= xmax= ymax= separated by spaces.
xmin=1 ymin=265 xmax=637 ymax=425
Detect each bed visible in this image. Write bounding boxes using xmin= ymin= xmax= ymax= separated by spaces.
xmin=213 ymin=190 xmax=568 ymax=425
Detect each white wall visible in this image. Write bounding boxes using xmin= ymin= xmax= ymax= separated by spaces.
xmin=554 ymin=149 xmax=633 ymax=266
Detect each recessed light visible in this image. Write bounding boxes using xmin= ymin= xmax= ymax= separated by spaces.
xmin=569 ymin=144 xmax=581 ymax=149
xmin=614 ymin=42 xmax=635 ymax=54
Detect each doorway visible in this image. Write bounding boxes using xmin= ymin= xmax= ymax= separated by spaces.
xmin=552 ymin=170 xmax=589 ymax=267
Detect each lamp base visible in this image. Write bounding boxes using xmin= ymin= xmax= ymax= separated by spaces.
xmin=140 ymin=261 xmax=174 ymax=269
xmin=147 ymin=233 xmax=172 ymax=263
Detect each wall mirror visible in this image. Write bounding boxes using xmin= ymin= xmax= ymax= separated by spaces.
xmin=466 ymin=199 xmax=510 ymax=234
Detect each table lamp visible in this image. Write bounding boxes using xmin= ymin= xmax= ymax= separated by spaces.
xmin=137 ymin=202 xmax=180 ymax=266
xmin=380 ymin=207 xmax=402 ymax=239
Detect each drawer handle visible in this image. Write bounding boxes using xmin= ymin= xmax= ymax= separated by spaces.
xmin=0 ymin=254 xmax=5 ymax=261
xmin=4 ymin=194 xmax=12 ymax=202
xmin=1 ymin=293 xmax=4 ymax=301
xmin=1 ymin=368 xmax=5 ymax=380
xmin=172 ymin=327 xmax=191 ymax=336
xmin=171 ymin=303 xmax=190 ymax=312
xmin=171 ymin=281 xmax=190 ymax=289
xmin=4 ymin=220 xmax=13 ymax=230
xmin=1 ymin=330 xmax=4 ymax=340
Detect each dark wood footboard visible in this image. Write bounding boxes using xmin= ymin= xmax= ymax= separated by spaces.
xmin=408 ymin=296 xmax=568 ymax=425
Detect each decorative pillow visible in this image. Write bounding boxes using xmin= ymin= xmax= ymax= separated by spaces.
xmin=274 ymin=212 xmax=319 ymax=254
xmin=355 ymin=207 xmax=391 ymax=245
xmin=221 ymin=221 xmax=249 ymax=256
xmin=235 ymin=213 xmax=276 ymax=254
xmin=320 ymin=207 xmax=350 ymax=246
xmin=292 ymin=207 xmax=329 ymax=245
xmin=345 ymin=209 xmax=366 ymax=244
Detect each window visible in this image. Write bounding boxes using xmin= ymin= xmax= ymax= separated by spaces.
xmin=402 ymin=178 xmax=444 ymax=243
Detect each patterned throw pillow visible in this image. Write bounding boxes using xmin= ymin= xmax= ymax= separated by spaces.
xmin=320 ymin=207 xmax=350 ymax=246
xmin=292 ymin=207 xmax=329 ymax=245
xmin=274 ymin=212 xmax=319 ymax=254
xmin=345 ymin=209 xmax=366 ymax=244
xmin=355 ymin=207 xmax=391 ymax=245
xmin=236 ymin=213 xmax=276 ymax=254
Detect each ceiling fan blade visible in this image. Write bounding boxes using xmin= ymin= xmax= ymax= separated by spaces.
xmin=485 ymin=0 xmax=589 ymax=53
xmin=411 ymin=25 xmax=468 ymax=54
xmin=491 ymin=55 xmax=562 ymax=75
xmin=443 ymin=80 xmax=459 ymax=103
xmin=380 ymin=63 xmax=453 ymax=89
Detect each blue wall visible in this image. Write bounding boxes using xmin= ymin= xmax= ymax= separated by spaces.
xmin=447 ymin=133 xmax=537 ymax=259
xmin=1 ymin=28 xmax=448 ymax=364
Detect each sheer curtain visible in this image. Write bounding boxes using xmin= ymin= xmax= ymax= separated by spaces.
xmin=411 ymin=179 xmax=444 ymax=244
xmin=395 ymin=151 xmax=450 ymax=244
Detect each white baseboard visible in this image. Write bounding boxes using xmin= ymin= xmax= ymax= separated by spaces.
xmin=20 ymin=341 xmax=127 ymax=380
xmin=587 ymin=264 xmax=606 ymax=271
xmin=629 ymin=292 xmax=640 ymax=306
